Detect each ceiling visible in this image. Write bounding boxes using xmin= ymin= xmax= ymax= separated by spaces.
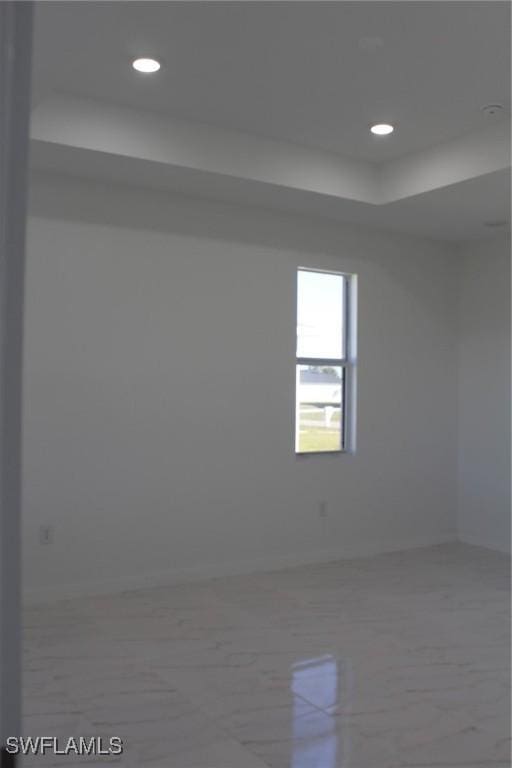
xmin=31 ymin=1 xmax=511 ymax=241
xmin=33 ymin=1 xmax=510 ymax=162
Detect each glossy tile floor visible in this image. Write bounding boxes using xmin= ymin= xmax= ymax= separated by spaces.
xmin=23 ymin=543 xmax=510 ymax=767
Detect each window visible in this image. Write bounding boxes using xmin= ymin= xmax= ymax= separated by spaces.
xmin=295 ymin=268 xmax=356 ymax=454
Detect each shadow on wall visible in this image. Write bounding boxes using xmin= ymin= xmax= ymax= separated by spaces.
xmin=29 ymin=171 xmax=461 ymax=313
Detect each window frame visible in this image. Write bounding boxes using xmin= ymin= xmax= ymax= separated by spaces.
xmin=295 ymin=267 xmax=357 ymax=456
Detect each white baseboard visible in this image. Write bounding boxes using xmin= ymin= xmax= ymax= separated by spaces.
xmin=24 ymin=532 xmax=457 ymax=605
xmin=458 ymin=533 xmax=511 ymax=556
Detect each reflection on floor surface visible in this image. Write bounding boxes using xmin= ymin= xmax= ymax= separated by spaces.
xmin=23 ymin=543 xmax=510 ymax=767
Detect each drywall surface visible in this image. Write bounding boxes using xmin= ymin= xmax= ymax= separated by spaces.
xmin=23 ymin=174 xmax=458 ymax=601
xmin=457 ymin=235 xmax=511 ymax=553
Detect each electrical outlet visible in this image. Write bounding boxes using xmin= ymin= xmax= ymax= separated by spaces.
xmin=39 ymin=525 xmax=54 ymax=545
xmin=318 ymin=501 xmax=328 ymax=518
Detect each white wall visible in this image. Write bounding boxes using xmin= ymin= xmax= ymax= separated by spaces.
xmin=457 ymin=235 xmax=511 ymax=553
xmin=23 ymin=174 xmax=459 ymax=602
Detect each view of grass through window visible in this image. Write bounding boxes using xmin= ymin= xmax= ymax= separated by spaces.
xmin=296 ymin=270 xmax=346 ymax=454
xmin=296 ymin=366 xmax=344 ymax=452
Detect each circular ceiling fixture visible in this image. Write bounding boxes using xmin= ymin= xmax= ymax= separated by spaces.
xmin=132 ymin=58 xmax=161 ymax=73
xmin=370 ymin=123 xmax=394 ymax=136
xmin=481 ymin=104 xmax=504 ymax=118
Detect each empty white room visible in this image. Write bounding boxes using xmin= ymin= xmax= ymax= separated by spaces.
xmin=0 ymin=1 xmax=510 ymax=767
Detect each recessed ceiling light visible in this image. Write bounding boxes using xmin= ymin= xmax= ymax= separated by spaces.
xmin=481 ymin=104 xmax=503 ymax=118
xmin=132 ymin=58 xmax=161 ymax=73
xmin=370 ymin=123 xmax=394 ymax=136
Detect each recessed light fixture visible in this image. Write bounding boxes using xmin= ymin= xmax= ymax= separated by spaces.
xmin=132 ymin=57 xmax=161 ymax=73
xmin=370 ymin=123 xmax=394 ymax=136
xmin=481 ymin=103 xmax=503 ymax=118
